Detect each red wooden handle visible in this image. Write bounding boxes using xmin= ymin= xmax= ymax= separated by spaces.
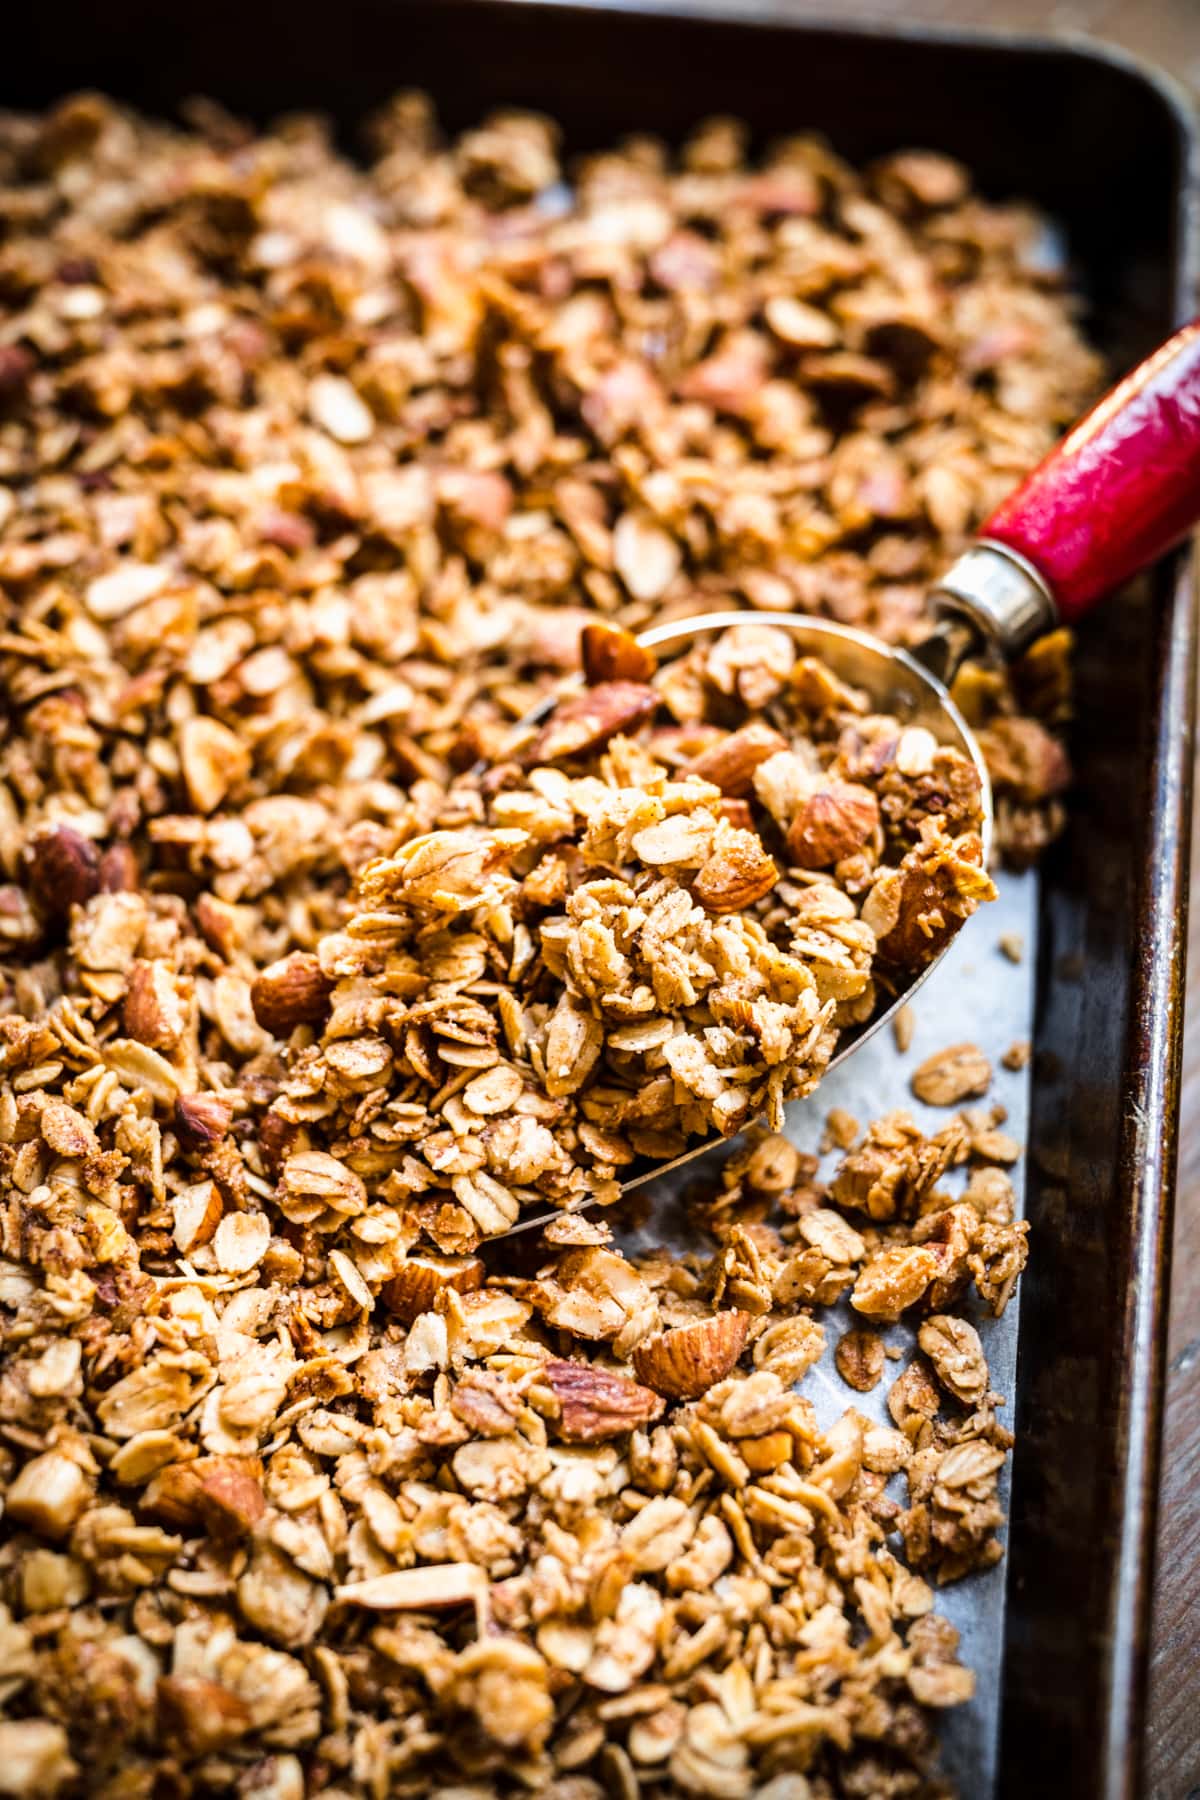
xmin=980 ymin=319 xmax=1200 ymax=622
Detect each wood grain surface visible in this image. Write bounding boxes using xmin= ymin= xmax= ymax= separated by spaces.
xmin=758 ymin=2 xmax=1199 ymax=1793
xmin=1153 ymin=814 xmax=1200 ymax=1799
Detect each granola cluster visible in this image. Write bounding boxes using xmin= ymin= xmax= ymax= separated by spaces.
xmin=275 ymin=622 xmax=993 ymax=1253
xmin=0 ymin=87 xmax=1085 ymax=1799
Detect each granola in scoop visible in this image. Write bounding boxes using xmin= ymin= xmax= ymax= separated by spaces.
xmin=278 ymin=623 xmax=993 ymax=1253
xmin=0 ymin=84 xmax=1084 ymax=1800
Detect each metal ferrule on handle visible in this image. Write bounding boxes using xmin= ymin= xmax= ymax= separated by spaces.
xmin=932 ymin=318 xmax=1200 ymax=657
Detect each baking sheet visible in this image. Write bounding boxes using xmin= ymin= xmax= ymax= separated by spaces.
xmin=621 ymin=870 xmax=1037 ymax=1796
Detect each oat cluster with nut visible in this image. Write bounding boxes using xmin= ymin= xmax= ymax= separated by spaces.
xmin=0 ymin=87 xmax=1082 ymax=1798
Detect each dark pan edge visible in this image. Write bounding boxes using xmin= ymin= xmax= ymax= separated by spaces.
xmin=1115 ymin=108 xmax=1200 ymax=1792
xmin=1112 ymin=552 xmax=1198 ymax=1797
xmin=464 ymin=0 xmax=1200 ymax=114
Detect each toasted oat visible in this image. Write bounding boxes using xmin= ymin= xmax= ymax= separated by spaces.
xmin=919 ymin=1315 xmax=990 ymax=1406
xmin=336 ymin=1564 xmax=487 ymax=1611
xmin=836 ymin=1327 xmax=888 ymax=1392
xmin=831 ymin=1110 xmax=965 ymax=1221
xmin=911 ymin=1043 xmax=993 ymax=1106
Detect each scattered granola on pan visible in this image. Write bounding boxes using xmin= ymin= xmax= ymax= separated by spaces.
xmin=0 ymin=1093 xmax=1025 ymax=1799
xmin=0 ymin=83 xmax=1082 ymax=1800
xmin=279 ymin=622 xmax=994 ymax=1251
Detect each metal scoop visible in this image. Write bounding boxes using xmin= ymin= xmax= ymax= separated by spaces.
xmin=494 ymin=317 xmax=1200 ymax=1235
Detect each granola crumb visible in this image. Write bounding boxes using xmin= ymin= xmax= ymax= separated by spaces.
xmin=821 ymin=1107 xmax=861 ymax=1153
xmin=893 ymin=1002 xmax=916 ymax=1053
xmin=999 ymin=931 xmax=1026 ymax=963
xmin=911 ymin=1043 xmax=993 ymax=1106
xmin=1002 ymin=1039 xmax=1032 ymax=1071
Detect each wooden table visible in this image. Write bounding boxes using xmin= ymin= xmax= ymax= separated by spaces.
xmin=1156 ymin=911 xmax=1200 ymax=1794
xmin=762 ymin=1 xmax=1200 ymax=1789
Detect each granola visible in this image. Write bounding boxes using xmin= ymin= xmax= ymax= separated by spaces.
xmin=274 ymin=623 xmax=994 ymax=1253
xmin=0 ymin=1090 xmax=1024 ymax=1799
xmin=0 ymin=86 xmax=1083 ymax=1800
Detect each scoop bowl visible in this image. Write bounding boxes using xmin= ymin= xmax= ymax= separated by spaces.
xmin=495 ymin=610 xmax=993 ymax=1236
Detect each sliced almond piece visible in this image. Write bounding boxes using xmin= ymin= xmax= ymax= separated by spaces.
xmin=309 ymin=372 xmax=373 ymax=443
xmin=764 ymin=294 xmax=839 ymax=348
xmin=632 ymin=1311 xmax=751 ymax=1400
xmin=329 ymin=1247 xmax=373 ymax=1311
xmin=336 ymin=1563 xmax=486 ymax=1610
xmin=85 ymin=561 xmax=170 ymax=620
xmin=580 ymin=622 xmax=658 ymax=686
xmin=379 ymin=1252 xmax=486 ymax=1324
xmin=172 ymin=1180 xmax=223 ymax=1253
xmin=612 ymin=511 xmax=682 ymax=602
xmin=179 ymin=716 xmax=251 ymax=814
xmin=543 ymin=999 xmax=603 ymax=1098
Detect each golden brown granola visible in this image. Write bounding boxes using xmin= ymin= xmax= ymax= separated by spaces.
xmin=0 ymin=86 xmax=1081 ymax=1800
xmin=272 ymin=623 xmax=993 ymax=1254
xmin=0 ymin=1087 xmax=1025 ymax=1800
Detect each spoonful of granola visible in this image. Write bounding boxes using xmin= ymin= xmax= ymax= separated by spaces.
xmin=295 ymin=615 xmax=992 ymax=1251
